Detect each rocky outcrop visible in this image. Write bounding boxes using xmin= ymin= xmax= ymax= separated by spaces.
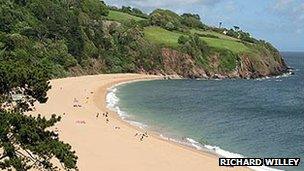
xmin=237 ymin=54 xmax=288 ymax=79
xmin=158 ymin=48 xmax=288 ymax=79
xmin=161 ymin=48 xmax=208 ymax=78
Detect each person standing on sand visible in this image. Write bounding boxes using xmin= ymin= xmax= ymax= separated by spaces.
xmin=140 ymin=134 xmax=144 ymax=141
xmin=96 ymin=113 xmax=99 ymax=118
xmin=73 ymin=98 xmax=78 ymax=107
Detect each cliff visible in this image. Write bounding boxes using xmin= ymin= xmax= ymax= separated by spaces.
xmin=158 ymin=48 xmax=288 ymax=79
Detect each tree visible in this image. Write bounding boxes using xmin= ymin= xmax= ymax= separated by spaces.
xmin=149 ymin=9 xmax=182 ymax=30
xmin=0 ymin=62 xmax=78 ymax=170
xmin=121 ymin=6 xmax=132 ymax=13
xmin=81 ymin=0 xmax=109 ymax=19
xmin=0 ymin=112 xmax=77 ymax=170
xmin=181 ymin=13 xmax=203 ymax=28
xmin=165 ymin=22 xmax=175 ymax=31
xmin=178 ymin=35 xmax=189 ymax=44
xmin=233 ymin=26 xmax=240 ymax=31
xmin=179 ymin=35 xmax=209 ymax=67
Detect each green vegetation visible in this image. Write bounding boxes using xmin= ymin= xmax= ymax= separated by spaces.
xmin=107 ymin=10 xmax=145 ymax=23
xmin=200 ymin=37 xmax=249 ymax=53
xmin=144 ymin=27 xmax=183 ymax=47
xmin=149 ymin=9 xmax=183 ymax=31
xmin=0 ymin=0 xmax=286 ymax=168
xmin=144 ymin=27 xmax=249 ymax=53
xmin=190 ymin=29 xmax=238 ymax=41
xmin=109 ymin=5 xmax=148 ymax=19
xmin=0 ymin=61 xmax=77 ymax=170
xmin=181 ymin=13 xmax=205 ymax=29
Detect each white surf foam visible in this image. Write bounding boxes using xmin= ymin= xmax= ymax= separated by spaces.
xmin=106 ymin=86 xmax=147 ymax=129
xmin=106 ymin=87 xmax=119 ymax=109
xmin=256 ymin=70 xmax=293 ymax=81
xmin=186 ymin=138 xmax=203 ymax=150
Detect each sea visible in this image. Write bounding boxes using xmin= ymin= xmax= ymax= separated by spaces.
xmin=106 ymin=52 xmax=304 ymax=171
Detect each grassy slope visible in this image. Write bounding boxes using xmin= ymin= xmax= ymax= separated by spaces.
xmin=144 ymin=26 xmax=249 ymax=53
xmin=107 ymin=10 xmax=145 ymax=23
xmin=106 ymin=11 xmax=250 ymax=54
xmin=190 ymin=29 xmax=238 ymax=41
xmin=143 ymin=27 xmax=183 ymax=48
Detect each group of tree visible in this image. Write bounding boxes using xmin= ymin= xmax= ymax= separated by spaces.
xmin=0 ymin=61 xmax=78 ymax=170
xmin=149 ymin=9 xmax=206 ymax=31
xmin=109 ymin=5 xmax=149 ymax=19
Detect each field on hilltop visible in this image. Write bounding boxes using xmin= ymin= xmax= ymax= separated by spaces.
xmin=106 ymin=10 xmax=250 ymax=53
xmin=107 ymin=10 xmax=145 ymax=23
xmin=143 ymin=26 xmax=249 ymax=53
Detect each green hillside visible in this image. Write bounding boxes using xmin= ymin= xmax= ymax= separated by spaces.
xmin=143 ymin=27 xmax=182 ymax=48
xmin=144 ymin=27 xmax=249 ymax=53
xmin=108 ymin=9 xmax=249 ymax=53
xmin=107 ymin=10 xmax=145 ymax=23
xmin=190 ymin=29 xmax=239 ymax=41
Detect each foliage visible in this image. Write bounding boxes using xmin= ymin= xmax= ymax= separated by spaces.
xmin=107 ymin=10 xmax=145 ymax=23
xmin=217 ymin=49 xmax=238 ymax=72
xmin=181 ymin=13 xmax=204 ymax=28
xmin=0 ymin=61 xmax=50 ymax=110
xmin=120 ymin=6 xmax=148 ymax=18
xmin=178 ymin=35 xmax=210 ymax=67
xmin=149 ymin=9 xmax=182 ymax=31
xmin=0 ymin=59 xmax=78 ymax=170
xmin=105 ymin=23 xmax=163 ymax=73
xmin=81 ymin=0 xmax=109 ymax=19
xmin=0 ymin=112 xmax=78 ymax=170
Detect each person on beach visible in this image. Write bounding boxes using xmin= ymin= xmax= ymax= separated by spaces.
xmin=140 ymin=134 xmax=144 ymax=141
xmin=96 ymin=113 xmax=99 ymax=118
xmin=114 ymin=126 xmax=120 ymax=130
xmin=73 ymin=98 xmax=78 ymax=107
xmin=106 ymin=118 xmax=109 ymax=124
xmin=139 ymin=132 xmax=149 ymax=141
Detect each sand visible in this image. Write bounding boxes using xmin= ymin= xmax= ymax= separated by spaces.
xmin=31 ymin=73 xmax=250 ymax=171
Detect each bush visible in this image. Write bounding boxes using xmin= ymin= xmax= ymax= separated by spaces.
xmin=149 ymin=9 xmax=182 ymax=30
xmin=181 ymin=13 xmax=203 ymax=28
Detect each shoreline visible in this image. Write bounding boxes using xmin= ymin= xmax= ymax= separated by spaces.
xmin=104 ymin=78 xmax=283 ymax=171
xmin=93 ymin=76 xmax=224 ymax=164
xmin=31 ymin=73 xmax=250 ymax=171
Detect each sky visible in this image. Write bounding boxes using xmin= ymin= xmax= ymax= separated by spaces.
xmin=104 ymin=0 xmax=304 ymax=51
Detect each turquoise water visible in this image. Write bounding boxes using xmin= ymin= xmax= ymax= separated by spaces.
xmin=109 ymin=52 xmax=303 ymax=171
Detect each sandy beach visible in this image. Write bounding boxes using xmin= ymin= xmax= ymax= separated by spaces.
xmin=30 ymin=73 xmax=249 ymax=171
